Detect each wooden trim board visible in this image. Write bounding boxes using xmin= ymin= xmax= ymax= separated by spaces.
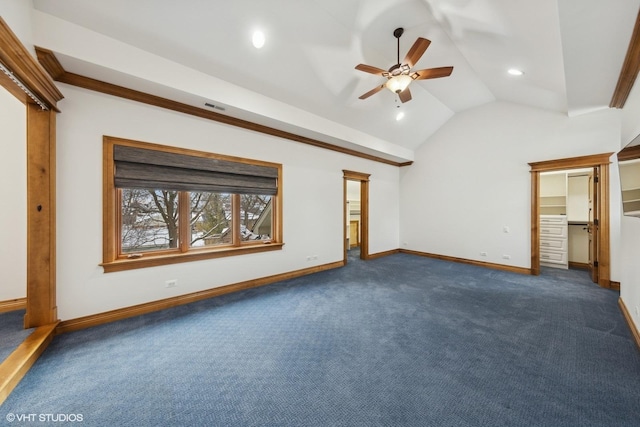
xmin=399 ymin=249 xmax=532 ymax=275
xmin=619 ymin=298 xmax=640 ymax=352
xmin=0 ymin=18 xmax=63 ymax=110
xmin=0 ymin=322 xmax=58 ymax=405
xmin=367 ymin=249 xmax=400 ymax=260
xmin=609 ymin=281 xmax=621 ymax=292
xmin=57 ymin=261 xmax=344 ymax=334
xmin=0 ymin=298 xmax=26 ymax=313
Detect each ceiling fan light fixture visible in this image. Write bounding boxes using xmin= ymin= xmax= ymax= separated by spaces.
xmin=386 ymin=74 xmax=413 ymax=93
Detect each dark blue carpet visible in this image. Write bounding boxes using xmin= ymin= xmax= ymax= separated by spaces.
xmin=2 ymin=254 xmax=640 ymax=426
xmin=0 ymin=310 xmax=32 ymax=362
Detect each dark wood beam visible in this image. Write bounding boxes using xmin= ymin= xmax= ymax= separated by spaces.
xmin=611 ymin=7 xmax=640 ymax=108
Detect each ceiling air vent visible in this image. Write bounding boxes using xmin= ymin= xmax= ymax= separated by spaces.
xmin=204 ymin=102 xmax=226 ymax=111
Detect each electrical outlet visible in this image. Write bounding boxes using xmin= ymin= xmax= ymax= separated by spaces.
xmin=403 ymin=242 xmax=408 ymax=246
xmin=165 ymin=279 xmax=178 ymax=288
xmin=480 ymin=251 xmax=488 ymax=256
xmin=503 ymin=226 xmax=510 ymax=233
xmin=502 ymin=254 xmax=511 ymax=260
xmin=306 ymin=256 xmax=312 ymax=261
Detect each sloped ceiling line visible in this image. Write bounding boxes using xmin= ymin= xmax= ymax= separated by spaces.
xmin=34 ymin=47 xmax=412 ymax=168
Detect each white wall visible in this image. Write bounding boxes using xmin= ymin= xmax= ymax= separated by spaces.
xmin=619 ymin=78 xmax=640 ymax=331
xmin=0 ymin=87 xmax=26 ymax=301
xmin=54 ymin=85 xmax=399 ymax=320
xmin=400 ymin=101 xmax=621 ymax=273
xmin=0 ymin=0 xmax=34 ymax=50
xmin=0 ymin=0 xmax=33 ymax=305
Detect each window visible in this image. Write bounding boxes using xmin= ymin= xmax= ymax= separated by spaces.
xmin=102 ymin=136 xmax=283 ymax=272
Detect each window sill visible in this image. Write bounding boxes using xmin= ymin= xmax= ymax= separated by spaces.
xmin=101 ymin=242 xmax=284 ymax=273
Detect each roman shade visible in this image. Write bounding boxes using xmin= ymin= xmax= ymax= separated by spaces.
xmin=113 ymin=145 xmax=278 ymax=195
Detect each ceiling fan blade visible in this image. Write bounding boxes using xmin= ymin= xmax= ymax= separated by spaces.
xmin=404 ymin=38 xmax=431 ymax=68
xmin=412 ymin=66 xmax=454 ymax=80
xmin=355 ymin=64 xmax=387 ymax=76
xmin=398 ymin=87 xmax=412 ymax=103
xmin=359 ymin=84 xmax=386 ymax=100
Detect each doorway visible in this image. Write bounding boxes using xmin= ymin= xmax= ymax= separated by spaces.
xmin=539 ymin=168 xmax=594 ymax=276
xmin=529 ymin=153 xmax=614 ymax=288
xmin=343 ymin=170 xmax=370 ymax=263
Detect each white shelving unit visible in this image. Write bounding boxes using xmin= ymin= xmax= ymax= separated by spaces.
xmin=540 ymin=173 xmax=566 ymax=216
xmin=621 ymin=187 xmax=640 ymax=217
xmin=539 ymin=171 xmax=590 ymax=269
xmin=540 ymin=215 xmax=568 ymax=269
xmin=620 ymin=158 xmax=640 ymax=217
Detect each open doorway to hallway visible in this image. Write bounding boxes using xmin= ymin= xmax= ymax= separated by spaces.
xmin=343 ymin=170 xmax=370 ymax=264
xmin=346 ymin=180 xmax=361 ymax=260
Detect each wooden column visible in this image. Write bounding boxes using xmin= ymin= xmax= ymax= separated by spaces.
xmin=25 ymin=104 xmax=57 ymax=327
xmin=598 ymin=164 xmax=611 ymax=288
xmin=360 ymin=178 xmax=369 ymax=260
xmin=530 ymin=170 xmax=540 ymax=275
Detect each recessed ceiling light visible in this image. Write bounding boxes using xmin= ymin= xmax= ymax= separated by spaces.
xmin=252 ymin=30 xmax=265 ymax=49
xmin=396 ymin=111 xmax=405 ymax=121
xmin=508 ymin=68 xmax=524 ymax=76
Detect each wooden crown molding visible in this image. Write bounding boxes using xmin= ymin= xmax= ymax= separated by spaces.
xmin=34 ymin=47 xmax=412 ymax=168
xmin=611 ymin=7 xmax=640 ymax=108
xmin=528 ymin=152 xmax=614 ymax=172
xmin=0 ymin=19 xmax=63 ymax=110
xmin=343 ymin=169 xmax=371 ymax=181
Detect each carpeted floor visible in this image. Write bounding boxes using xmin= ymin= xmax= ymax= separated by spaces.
xmin=2 ymin=254 xmax=639 ymax=426
xmin=0 ymin=310 xmax=32 ymax=362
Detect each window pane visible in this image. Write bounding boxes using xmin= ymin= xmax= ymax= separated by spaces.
xmin=121 ymin=189 xmax=180 ymax=253
xmin=190 ymin=192 xmax=232 ymax=248
xmin=240 ymin=194 xmax=272 ymax=242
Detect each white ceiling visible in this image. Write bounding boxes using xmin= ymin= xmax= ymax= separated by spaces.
xmin=31 ymin=0 xmax=640 ymax=162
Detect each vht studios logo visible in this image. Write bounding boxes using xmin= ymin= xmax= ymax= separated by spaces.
xmin=6 ymin=413 xmax=84 ymax=422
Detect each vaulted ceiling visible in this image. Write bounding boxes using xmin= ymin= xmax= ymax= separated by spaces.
xmin=31 ymin=0 xmax=640 ymax=163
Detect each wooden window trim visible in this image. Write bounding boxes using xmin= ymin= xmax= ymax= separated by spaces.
xmin=102 ymin=136 xmax=283 ymax=272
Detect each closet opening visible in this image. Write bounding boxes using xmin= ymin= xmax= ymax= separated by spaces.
xmin=539 ymin=168 xmax=593 ymax=276
xmin=529 ymin=153 xmax=614 ymax=289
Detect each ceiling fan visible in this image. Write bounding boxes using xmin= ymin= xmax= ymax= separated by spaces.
xmin=355 ymin=27 xmax=453 ymax=103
